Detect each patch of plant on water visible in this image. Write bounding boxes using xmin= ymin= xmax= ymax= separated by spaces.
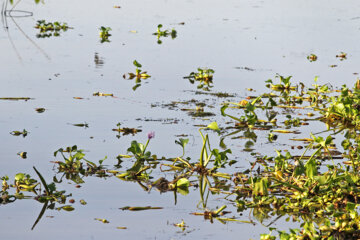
xmin=112 ymin=122 xmax=142 ymax=138
xmin=10 ymin=129 xmax=28 ymax=137
xmin=184 ymin=68 xmax=215 ymax=91
xmin=99 ymin=26 xmax=111 ymax=43
xmin=1 ymin=167 xmax=73 ymax=229
xmin=123 ymin=60 xmax=151 ymax=91
xmin=35 ymin=20 xmax=72 ymax=38
xmin=307 ymin=54 xmax=318 ymax=62
xmin=152 ymin=24 xmax=177 ymax=44
xmin=159 ymin=99 xmax=216 ymax=118
xmin=52 ymin=145 xmax=108 ymax=184
xmin=6 ymin=72 xmax=360 ymax=238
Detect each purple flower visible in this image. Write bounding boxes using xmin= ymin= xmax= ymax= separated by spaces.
xmin=147 ymin=131 xmax=155 ymax=140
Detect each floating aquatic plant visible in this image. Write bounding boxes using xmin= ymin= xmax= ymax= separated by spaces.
xmin=184 ymin=68 xmax=215 ymax=91
xmin=35 ymin=20 xmax=71 ymax=38
xmin=152 ymin=24 xmax=177 ymax=44
xmin=123 ymin=60 xmax=151 ymax=91
xmin=99 ymin=26 xmax=111 ymax=43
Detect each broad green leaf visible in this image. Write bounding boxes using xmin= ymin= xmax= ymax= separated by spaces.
xmin=176 ymin=178 xmax=189 ymax=195
xmin=305 ymin=158 xmax=317 ymax=179
xmin=253 ymin=177 xmax=268 ymax=196
xmin=15 ymin=173 xmax=25 ymax=181
xmin=133 ymin=60 xmax=142 ymax=68
xmin=175 ymin=138 xmax=189 ymax=148
xmin=207 ymin=122 xmax=220 ymax=131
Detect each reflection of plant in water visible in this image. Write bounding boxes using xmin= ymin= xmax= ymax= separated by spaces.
xmin=152 ymin=24 xmax=177 ymax=44
xmin=123 ymin=60 xmax=151 ymax=91
xmin=0 ymin=167 xmax=72 ymax=229
xmin=112 ymin=122 xmax=142 ymax=138
xmin=99 ymin=26 xmax=111 ymax=43
xmin=9 ymin=0 xmax=43 ymax=4
xmin=35 ymin=20 xmax=71 ymax=38
xmin=53 ymin=145 xmax=108 ymax=184
xmin=184 ymin=68 xmax=215 ymax=91
xmin=5 ymin=75 xmax=360 ymax=238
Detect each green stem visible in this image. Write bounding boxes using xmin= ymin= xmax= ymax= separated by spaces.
xmin=142 ymin=139 xmax=150 ymax=155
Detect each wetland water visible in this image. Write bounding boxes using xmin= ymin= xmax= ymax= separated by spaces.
xmin=1 ymin=0 xmax=360 ymax=239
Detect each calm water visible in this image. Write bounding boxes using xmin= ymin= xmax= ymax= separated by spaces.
xmin=1 ymin=0 xmax=360 ymax=239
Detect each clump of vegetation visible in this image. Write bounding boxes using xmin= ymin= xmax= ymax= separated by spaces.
xmin=99 ymin=26 xmax=111 ymax=43
xmin=6 ymin=65 xmax=360 ymax=239
xmin=123 ymin=60 xmax=151 ymax=91
xmin=307 ymin=53 xmax=318 ymax=62
xmin=112 ymin=122 xmax=142 ymax=138
xmin=53 ymin=145 xmax=108 ymax=184
xmin=336 ymin=52 xmax=347 ymax=60
xmin=10 ymin=129 xmax=28 ymax=137
xmin=152 ymin=24 xmax=177 ymax=44
xmin=35 ymin=20 xmax=71 ymax=38
xmin=184 ymin=68 xmax=215 ymax=91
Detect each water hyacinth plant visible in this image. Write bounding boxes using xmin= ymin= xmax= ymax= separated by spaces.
xmin=184 ymin=68 xmax=215 ymax=91
xmin=123 ymin=60 xmax=151 ymax=91
xmin=4 ymin=73 xmax=360 ymax=238
xmin=152 ymin=24 xmax=177 ymax=44
xmin=35 ymin=20 xmax=71 ymax=38
xmin=99 ymin=26 xmax=111 ymax=42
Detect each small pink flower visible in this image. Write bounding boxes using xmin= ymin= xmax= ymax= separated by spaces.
xmin=147 ymin=131 xmax=155 ymax=140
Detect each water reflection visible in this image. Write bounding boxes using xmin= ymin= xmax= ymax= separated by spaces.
xmin=1 ymin=0 xmax=50 ymax=60
xmin=94 ymin=52 xmax=104 ymax=68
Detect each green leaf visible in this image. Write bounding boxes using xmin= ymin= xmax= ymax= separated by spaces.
xmin=177 ymin=178 xmax=189 ymax=188
xmin=324 ymin=135 xmax=333 ymax=145
xmin=33 ymin=166 xmax=50 ymax=195
xmin=346 ymin=202 xmax=356 ymax=211
xmin=99 ymin=156 xmax=107 ymax=165
xmin=15 ymin=173 xmax=25 ymax=181
xmin=175 ymin=138 xmax=189 ymax=148
xmin=61 ymin=205 xmax=75 ymax=211
xmin=220 ymin=105 xmax=228 ymax=116
xmin=176 ymin=178 xmax=189 ymax=195
xmin=253 ymin=177 xmax=268 ymax=196
xmin=207 ymin=122 xmax=220 ymax=131
xmin=305 ymin=158 xmax=317 ymax=179
xmin=133 ymin=60 xmax=142 ymax=68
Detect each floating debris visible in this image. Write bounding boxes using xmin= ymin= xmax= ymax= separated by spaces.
xmin=93 ymin=92 xmax=114 ymax=97
xmin=0 ymin=97 xmax=32 ymax=101
xmin=119 ymin=206 xmax=163 ymax=211
xmin=35 ymin=108 xmax=46 ymax=113
xmin=95 ymin=218 xmax=109 ymax=223
xmin=17 ymin=152 xmax=27 ymax=159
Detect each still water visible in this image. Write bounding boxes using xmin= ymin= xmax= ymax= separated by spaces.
xmin=1 ymin=0 xmax=360 ymax=239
